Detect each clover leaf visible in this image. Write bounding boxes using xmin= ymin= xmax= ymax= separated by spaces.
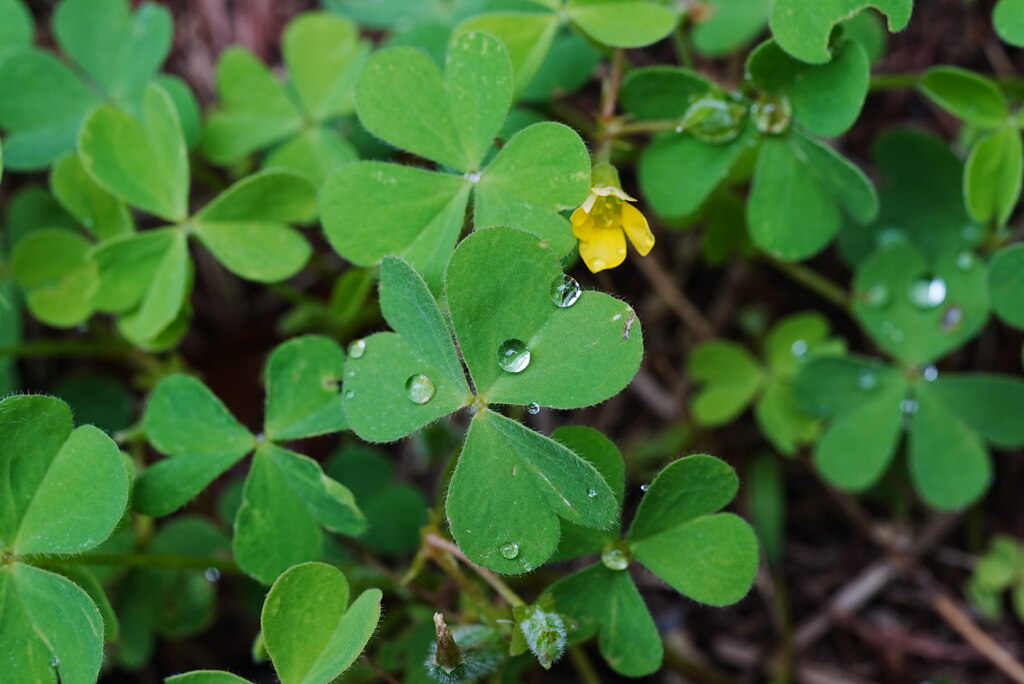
xmin=167 ymin=563 xmax=382 ymax=684
xmin=0 ymin=394 xmax=129 ymax=684
xmin=795 ymin=355 xmax=1024 ymax=508
xmin=455 ymin=0 xmax=674 ymax=96
xmin=545 ymin=451 xmax=759 ymax=677
xmin=75 ymin=84 xmax=316 ymax=347
xmin=989 ymin=243 xmax=1024 ymax=329
xmin=136 ymin=336 xmax=365 ymax=584
xmin=320 ymin=32 xmax=591 ymax=288
xmin=690 ymin=312 xmax=846 ymax=454
xmin=852 ymin=243 xmax=989 ymax=365
xmin=341 ymin=228 xmax=643 ymax=572
xmin=769 ymin=0 xmax=913 ymax=64
xmin=839 ymin=128 xmax=983 ymax=265
xmin=995 ymin=0 xmax=1024 ymax=46
xmin=203 ymin=12 xmax=365 ymax=186
xmin=920 ymin=67 xmax=1023 ymax=228
xmin=0 ymin=0 xmax=175 ymax=170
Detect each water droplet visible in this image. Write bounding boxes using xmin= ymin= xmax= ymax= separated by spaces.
xmin=204 ymin=567 xmax=221 ymax=582
xmin=601 ymin=541 xmax=632 ymax=571
xmin=345 ymin=390 xmax=355 ymax=399
xmin=550 ymin=275 xmax=582 ymax=308
xmin=907 ymin=276 xmax=947 ymax=310
xmin=751 ymin=94 xmax=792 ymax=135
xmin=941 ymin=306 xmax=964 ymax=333
xmin=521 ymin=560 xmax=534 ymax=572
xmin=348 ymin=338 xmax=366 ymax=359
xmin=499 ymin=542 xmax=520 ymax=560
xmin=640 ymin=483 xmax=650 ymax=492
xmin=587 ymin=488 xmax=598 ymax=498
xmin=497 ymin=339 xmax=531 ymax=373
xmin=591 ymin=257 xmax=607 ymax=271
xmin=679 ymin=92 xmax=748 ymax=144
xmin=900 ymin=398 xmax=919 ymax=415
xmin=877 ymin=227 xmax=907 ymax=247
xmin=863 ymin=284 xmax=891 ymax=310
xmin=791 ymin=340 xmax=809 ymax=357
xmin=527 ymin=402 xmax=541 ymax=415
xmin=49 ymin=655 xmax=60 ymax=669
xmin=858 ymin=371 xmax=878 ymax=390
xmin=465 ymin=170 xmax=482 ymax=184
xmin=346 ymin=370 xmax=355 ymax=378
xmin=923 ymin=365 xmax=939 ymax=382
xmin=405 ymin=374 xmax=435 ymax=404
xmin=956 ymin=251 xmax=976 ymax=271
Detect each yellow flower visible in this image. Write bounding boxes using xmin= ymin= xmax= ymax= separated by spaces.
xmin=570 ymin=184 xmax=655 ymax=273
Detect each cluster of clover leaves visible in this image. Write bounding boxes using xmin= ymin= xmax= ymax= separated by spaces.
xmin=4 ymin=0 xmax=1024 ymax=681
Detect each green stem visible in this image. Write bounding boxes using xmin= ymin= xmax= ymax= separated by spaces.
xmin=425 ymin=533 xmax=525 ymax=608
xmin=870 ymin=73 xmax=923 ymax=91
xmin=764 ymin=257 xmax=850 ymax=310
xmin=0 ymin=340 xmax=127 ymax=358
xmin=567 ymin=644 xmax=602 ymax=684
xmin=25 ymin=552 xmax=240 ymax=573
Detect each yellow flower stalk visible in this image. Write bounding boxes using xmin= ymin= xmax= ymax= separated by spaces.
xmin=570 ymin=164 xmax=655 ymax=273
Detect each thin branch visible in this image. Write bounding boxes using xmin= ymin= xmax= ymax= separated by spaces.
xmin=634 ymin=252 xmax=715 ymax=340
xmin=424 ymin=533 xmax=525 ymax=608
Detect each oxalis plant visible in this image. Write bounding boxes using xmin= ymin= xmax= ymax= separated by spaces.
xmin=3 ymin=0 xmax=1024 ymax=681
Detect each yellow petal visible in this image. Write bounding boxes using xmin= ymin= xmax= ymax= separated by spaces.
xmin=571 ymin=207 xmax=594 ymax=240
xmin=579 ymin=226 xmax=627 ymax=273
xmin=621 ymin=202 xmax=655 ymax=256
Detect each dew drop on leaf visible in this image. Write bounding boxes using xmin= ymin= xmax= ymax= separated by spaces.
xmin=640 ymin=483 xmax=650 ymax=492
xmin=204 ymin=567 xmax=221 ymax=582
xmin=900 ymin=398 xmax=919 ymax=415
xmin=907 ymin=276 xmax=947 ymax=310
xmin=601 ymin=540 xmax=632 ymax=571
xmin=49 ymin=655 xmax=60 ymax=669
xmin=680 ymin=92 xmax=747 ymax=144
xmin=956 ymin=251 xmax=976 ymax=271
xmin=941 ymin=305 xmax=964 ymax=333
xmin=587 ymin=487 xmax=598 ymax=498
xmin=499 ymin=542 xmax=520 ymax=559
xmin=527 ymin=402 xmax=541 ymax=414
xmin=405 ymin=374 xmax=436 ymax=404
xmin=863 ymin=284 xmax=891 ymax=310
xmin=751 ymin=94 xmax=792 ymax=135
xmin=923 ymin=365 xmax=939 ymax=382
xmin=791 ymin=339 xmax=809 ymax=357
xmin=345 ymin=390 xmax=355 ymax=399
xmin=347 ymin=338 xmax=366 ymax=359
xmin=550 ymin=275 xmax=581 ymax=308
xmin=497 ymin=339 xmax=531 ymax=373
xmin=858 ymin=371 xmax=878 ymax=390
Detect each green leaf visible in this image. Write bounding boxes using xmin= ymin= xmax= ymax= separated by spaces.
xmin=234 ymin=445 xmax=366 ymax=584
xmin=116 ymin=230 xmax=191 ymax=345
xmin=446 ymin=228 xmax=643 ymax=408
xmin=356 ymin=32 xmax=513 ymax=172
xmin=53 ymin=0 xmax=171 ymax=101
xmin=689 ymin=341 xmax=763 ymax=426
xmin=546 ymin=564 xmax=662 ymax=677
xmin=167 ymin=672 xmax=252 ymax=684
xmin=0 ymin=48 xmax=101 ymax=170
xmin=692 ymin=0 xmax=771 ymax=56
xmin=909 ymin=381 xmax=991 ymax=509
xmin=748 ymin=135 xmax=840 ymax=260
xmin=10 ymin=228 xmax=98 ymax=328
xmin=283 ymin=12 xmax=364 ymax=121
xmin=262 ymin=563 xmax=382 ymax=684
xmin=474 ymin=121 xmax=591 ymax=255
xmin=975 ymin=536 xmax=1020 ymax=591
xmin=747 ymin=39 xmax=870 ymax=137
xmin=639 ymin=124 xmax=756 ymax=219
xmin=454 ymin=12 xmax=560 ymax=96
xmin=926 ymin=374 xmax=1024 ymax=448
xmin=320 ymin=161 xmax=471 ymax=289
xmin=341 ymin=258 xmax=472 ymax=442
xmin=839 ymin=129 xmax=981 ymax=265
xmin=157 ymin=74 xmax=203 ymax=150
xmin=137 ymin=374 xmax=255 ymax=516
xmin=789 ymin=131 xmax=878 ymax=223
xmin=794 ymin=355 xmax=907 ymax=491
xmin=447 ymin=409 xmax=618 ymax=573
xmin=620 ymin=66 xmax=712 ymax=121
xmin=747 ymin=454 xmax=785 ymax=566
xmin=0 ymin=563 xmax=105 ymax=684
xmin=57 ymin=566 xmax=118 ymax=642
xmin=852 ymin=244 xmax=990 ymax=364
xmin=0 ymin=0 xmax=32 ymax=59
xmin=566 ymin=0 xmax=678 ymax=48
xmin=193 ymin=170 xmax=315 ymax=282
xmin=50 ymin=154 xmax=135 ymax=241
xmin=78 ymin=84 xmax=189 ymax=222
xmin=965 ymin=126 xmax=1023 ymax=227
xmin=920 ymin=67 xmax=1009 ymax=128
xmin=89 ymin=228 xmax=179 ymax=313
xmin=989 ymin=244 xmax=1024 ymax=328
xmin=264 ymin=336 xmax=348 ymax=441
xmin=627 ymin=455 xmax=758 ymax=605
xmin=995 ymin=0 xmax=1024 ymax=46
xmin=769 ymin=0 xmax=913 ymax=64
xmin=202 ymin=47 xmax=302 ymax=164
xmin=263 ymin=127 xmax=358 ymax=188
